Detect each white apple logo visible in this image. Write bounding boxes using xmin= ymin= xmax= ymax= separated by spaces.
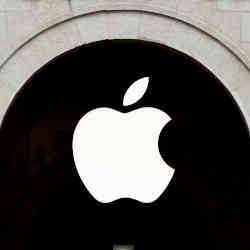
xmin=72 ymin=77 xmax=174 ymax=203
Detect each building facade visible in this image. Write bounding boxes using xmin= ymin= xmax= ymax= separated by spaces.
xmin=1 ymin=1 xmax=250 ymax=249
xmin=0 ymin=0 xmax=250 ymax=128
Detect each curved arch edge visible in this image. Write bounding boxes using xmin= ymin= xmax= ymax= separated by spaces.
xmin=0 ymin=2 xmax=250 ymax=72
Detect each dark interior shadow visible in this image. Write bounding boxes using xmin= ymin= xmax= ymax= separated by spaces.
xmin=0 ymin=39 xmax=249 ymax=250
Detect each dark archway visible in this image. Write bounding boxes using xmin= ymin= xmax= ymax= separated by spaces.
xmin=0 ymin=40 xmax=249 ymax=250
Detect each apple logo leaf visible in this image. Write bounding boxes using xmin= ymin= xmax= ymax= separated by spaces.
xmin=123 ymin=77 xmax=150 ymax=107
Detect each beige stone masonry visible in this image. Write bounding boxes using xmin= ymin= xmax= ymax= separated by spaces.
xmin=0 ymin=12 xmax=6 ymax=41
xmin=242 ymin=13 xmax=250 ymax=42
xmin=218 ymin=0 xmax=250 ymax=11
xmin=0 ymin=0 xmax=250 ymax=131
xmin=107 ymin=11 xmax=140 ymax=39
xmin=0 ymin=0 xmax=31 ymax=11
xmin=30 ymin=0 xmax=70 ymax=27
xmin=75 ymin=12 xmax=108 ymax=43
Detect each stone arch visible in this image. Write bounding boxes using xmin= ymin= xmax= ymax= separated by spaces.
xmin=1 ymin=38 xmax=249 ymax=250
xmin=0 ymin=4 xmax=250 ymax=129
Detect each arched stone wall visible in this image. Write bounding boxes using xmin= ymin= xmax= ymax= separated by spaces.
xmin=0 ymin=3 xmax=250 ymax=130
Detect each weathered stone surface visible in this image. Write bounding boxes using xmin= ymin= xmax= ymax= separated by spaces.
xmin=8 ymin=19 xmax=81 ymax=89
xmin=71 ymin=0 xmax=105 ymax=10
xmin=218 ymin=0 xmax=250 ymax=11
xmin=176 ymin=1 xmax=241 ymax=43
xmin=71 ymin=0 xmax=146 ymax=11
xmin=0 ymin=42 xmax=12 ymax=66
xmin=75 ymin=13 xmax=108 ymax=44
xmin=214 ymin=11 xmax=241 ymax=42
xmin=242 ymin=13 xmax=250 ymax=42
xmin=107 ymin=12 xmax=140 ymax=39
xmin=241 ymin=42 xmax=250 ymax=56
xmin=145 ymin=0 xmax=178 ymax=10
xmin=0 ymin=0 xmax=31 ymax=11
xmin=0 ymin=51 xmax=31 ymax=91
xmin=0 ymin=12 xmax=6 ymax=41
xmin=0 ymin=0 xmax=250 ymax=129
xmin=6 ymin=11 xmax=38 ymax=47
xmin=30 ymin=0 xmax=70 ymax=25
xmin=217 ymin=54 xmax=250 ymax=91
xmin=177 ymin=0 xmax=217 ymax=13
xmin=43 ymin=20 xmax=81 ymax=54
xmin=139 ymin=12 xmax=250 ymax=94
xmin=138 ymin=13 xmax=175 ymax=44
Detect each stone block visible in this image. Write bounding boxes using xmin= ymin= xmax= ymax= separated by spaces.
xmin=242 ymin=13 xmax=250 ymax=42
xmin=0 ymin=12 xmax=7 ymax=41
xmin=30 ymin=0 xmax=70 ymax=25
xmin=177 ymin=2 xmax=241 ymax=42
xmin=218 ymin=0 xmax=250 ymax=11
xmin=43 ymin=20 xmax=81 ymax=54
xmin=107 ymin=11 xmax=140 ymax=39
xmin=16 ymin=34 xmax=55 ymax=78
xmin=138 ymin=13 xmax=176 ymax=44
xmin=76 ymin=13 xmax=108 ymax=44
xmin=240 ymin=42 xmax=250 ymax=58
xmin=177 ymin=0 xmax=217 ymax=13
xmin=6 ymin=11 xmax=38 ymax=47
xmin=146 ymin=0 xmax=178 ymax=11
xmin=0 ymin=0 xmax=31 ymax=11
xmin=16 ymin=19 xmax=81 ymax=78
xmin=0 ymin=42 xmax=12 ymax=67
xmin=214 ymin=52 xmax=250 ymax=91
xmin=71 ymin=0 xmax=105 ymax=11
xmin=0 ymin=52 xmax=32 ymax=91
xmin=214 ymin=11 xmax=241 ymax=42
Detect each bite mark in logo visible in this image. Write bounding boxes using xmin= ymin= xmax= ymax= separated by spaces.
xmin=72 ymin=77 xmax=174 ymax=203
